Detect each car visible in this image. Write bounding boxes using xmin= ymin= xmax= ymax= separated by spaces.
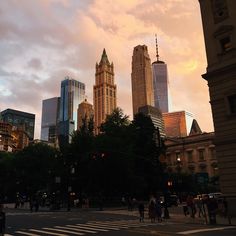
xmin=160 ymin=195 xmax=179 ymax=207
xmin=208 ymin=192 xmax=222 ymax=199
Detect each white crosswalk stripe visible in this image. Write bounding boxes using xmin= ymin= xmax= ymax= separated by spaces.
xmin=12 ymin=219 xmax=160 ymax=235
xmin=65 ymin=224 xmax=108 ymax=232
xmin=29 ymin=229 xmax=69 ymax=235
xmin=43 ymin=227 xmax=84 ymax=235
xmin=15 ymin=232 xmax=40 ymax=236
xmin=57 ymin=226 xmax=97 ymax=234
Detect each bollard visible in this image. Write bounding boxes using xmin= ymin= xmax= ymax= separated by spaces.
xmin=0 ymin=204 xmax=5 ymax=236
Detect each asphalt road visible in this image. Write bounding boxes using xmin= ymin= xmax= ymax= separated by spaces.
xmin=4 ymin=208 xmax=236 ymax=236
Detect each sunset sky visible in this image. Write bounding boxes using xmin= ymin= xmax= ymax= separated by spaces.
xmin=0 ymin=0 xmax=214 ymax=138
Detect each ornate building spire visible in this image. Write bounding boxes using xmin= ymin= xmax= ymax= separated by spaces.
xmin=155 ymin=34 xmax=159 ymax=62
xmin=99 ymin=48 xmax=110 ymax=65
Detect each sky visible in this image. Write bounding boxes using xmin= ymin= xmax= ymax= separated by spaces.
xmin=0 ymin=0 xmax=214 ymax=139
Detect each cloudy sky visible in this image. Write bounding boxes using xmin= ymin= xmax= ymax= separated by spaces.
xmin=0 ymin=0 xmax=213 ymax=138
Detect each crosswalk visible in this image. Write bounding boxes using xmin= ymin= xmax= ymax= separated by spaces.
xmin=8 ymin=219 xmax=159 ymax=235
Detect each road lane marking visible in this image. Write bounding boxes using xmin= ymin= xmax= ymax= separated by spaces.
xmin=15 ymin=231 xmax=40 ymax=236
xmin=57 ymin=226 xmax=97 ymax=234
xmin=43 ymin=227 xmax=84 ymax=235
xmin=90 ymin=220 xmax=153 ymax=228
xmin=29 ymin=229 xmax=69 ymax=236
xmin=88 ymin=222 xmax=129 ymax=228
xmin=84 ymin=223 xmax=120 ymax=230
xmin=74 ymin=224 xmax=108 ymax=231
xmin=177 ymin=226 xmax=236 ymax=235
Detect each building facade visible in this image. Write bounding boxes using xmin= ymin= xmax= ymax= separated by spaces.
xmin=58 ymin=77 xmax=85 ymax=143
xmin=138 ymin=105 xmax=165 ymax=138
xmin=131 ymin=45 xmax=154 ymax=116
xmin=152 ymin=38 xmax=171 ymax=113
xmin=199 ymin=0 xmax=236 ymax=214
xmin=0 ymin=121 xmax=13 ymax=152
xmin=1 ymin=109 xmax=35 ymax=140
xmin=163 ymin=111 xmax=194 ymax=137
xmin=41 ymin=97 xmax=60 ymax=145
xmin=77 ymin=99 xmax=94 ymax=130
xmin=93 ymin=49 xmax=117 ymax=134
xmin=163 ymin=132 xmax=217 ymax=178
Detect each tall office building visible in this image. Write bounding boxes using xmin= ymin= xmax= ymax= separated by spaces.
xmin=77 ymin=99 xmax=94 ymax=130
xmin=1 ymin=108 xmax=35 ymax=140
xmin=138 ymin=105 xmax=165 ymax=138
xmin=58 ymin=77 xmax=85 ymax=143
xmin=93 ymin=49 xmax=117 ymax=134
xmin=152 ymin=37 xmax=171 ymax=112
xmin=199 ymin=0 xmax=236 ymax=214
xmin=131 ymin=45 xmax=154 ymax=116
xmin=41 ymin=97 xmax=60 ymax=144
xmin=163 ymin=111 xmax=194 ymax=137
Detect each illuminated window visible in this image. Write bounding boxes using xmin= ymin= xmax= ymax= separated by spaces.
xmin=220 ymin=36 xmax=232 ymax=52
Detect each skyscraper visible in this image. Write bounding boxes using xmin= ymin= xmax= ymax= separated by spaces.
xmin=152 ymin=36 xmax=171 ymax=113
xmin=77 ymin=99 xmax=94 ymax=130
xmin=162 ymin=111 xmax=194 ymax=137
xmin=131 ymin=45 xmax=154 ymax=116
xmin=93 ymin=49 xmax=117 ymax=134
xmin=58 ymin=77 xmax=85 ymax=143
xmin=41 ymin=97 xmax=60 ymax=144
xmin=1 ymin=108 xmax=35 ymax=140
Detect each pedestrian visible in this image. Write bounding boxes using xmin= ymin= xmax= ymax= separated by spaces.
xmin=121 ymin=196 xmax=126 ymax=207
xmin=138 ymin=202 xmax=145 ymax=222
xmin=196 ymin=196 xmax=204 ymax=218
xmin=148 ymin=200 xmax=156 ymax=223
xmin=155 ymin=200 xmax=162 ymax=222
xmin=206 ymin=196 xmax=218 ymax=225
xmin=186 ymin=195 xmax=196 ymax=218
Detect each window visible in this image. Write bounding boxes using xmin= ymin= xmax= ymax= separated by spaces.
xmin=176 ymin=152 xmax=181 ymax=163
xmin=228 ymin=94 xmax=236 ymax=114
xmin=209 ymin=148 xmax=216 ymax=159
xmin=220 ymin=37 xmax=232 ymax=52
xmin=187 ymin=151 xmax=193 ymax=162
xmin=211 ymin=0 xmax=229 ymax=23
xmin=198 ymin=149 xmax=205 ymax=161
xmin=166 ymin=154 xmax=171 ymax=165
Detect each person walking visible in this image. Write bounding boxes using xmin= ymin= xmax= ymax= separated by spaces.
xmin=149 ymin=200 xmax=156 ymax=223
xmin=138 ymin=202 xmax=145 ymax=222
xmin=155 ymin=200 xmax=162 ymax=222
xmin=196 ymin=196 xmax=204 ymax=218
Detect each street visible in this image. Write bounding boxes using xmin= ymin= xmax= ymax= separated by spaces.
xmin=4 ymin=207 xmax=236 ymax=236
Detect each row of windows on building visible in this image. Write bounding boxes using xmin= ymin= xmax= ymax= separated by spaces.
xmin=166 ymin=147 xmax=216 ymax=165
xmin=95 ymin=89 xmax=116 ymax=98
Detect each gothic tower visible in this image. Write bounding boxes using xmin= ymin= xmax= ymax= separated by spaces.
xmin=199 ymin=0 xmax=236 ymax=215
xmin=93 ymin=49 xmax=117 ymax=134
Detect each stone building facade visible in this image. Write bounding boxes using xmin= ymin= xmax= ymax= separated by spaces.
xmin=163 ymin=132 xmax=217 ymax=178
xmin=199 ymin=0 xmax=236 ymax=214
xmin=77 ymin=99 xmax=94 ymax=130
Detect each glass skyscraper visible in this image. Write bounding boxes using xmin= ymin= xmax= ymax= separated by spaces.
xmin=152 ymin=61 xmax=171 ymax=113
xmin=41 ymin=97 xmax=60 ymax=144
xmin=152 ymin=38 xmax=171 ymax=113
xmin=58 ymin=77 xmax=85 ymax=143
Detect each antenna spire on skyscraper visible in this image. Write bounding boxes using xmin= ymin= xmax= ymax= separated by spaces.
xmin=155 ymin=34 xmax=159 ymax=62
